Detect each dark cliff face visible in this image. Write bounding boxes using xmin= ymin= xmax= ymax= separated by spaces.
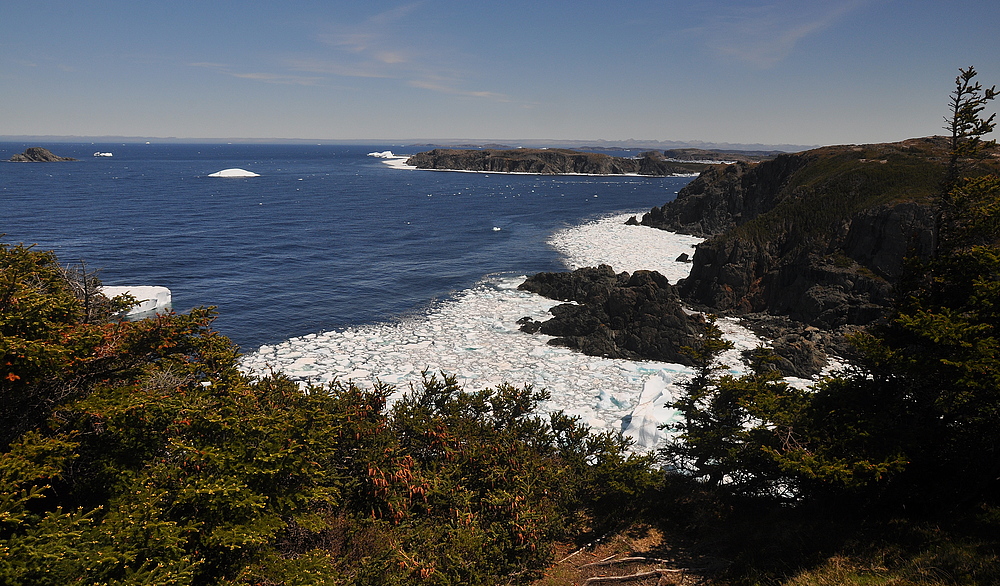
xmin=405 ymin=148 xmax=706 ymax=176
xmin=641 ymin=138 xmax=955 ymax=328
xmin=639 ymin=154 xmax=812 ymax=237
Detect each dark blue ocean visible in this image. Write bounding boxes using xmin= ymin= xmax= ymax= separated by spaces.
xmin=1 ymin=142 xmax=690 ymax=351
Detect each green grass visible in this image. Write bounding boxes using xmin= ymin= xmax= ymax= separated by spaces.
xmin=721 ymin=144 xmax=947 ymax=250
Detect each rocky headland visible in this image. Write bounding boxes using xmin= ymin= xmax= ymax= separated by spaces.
xmin=406 ymin=148 xmax=723 ymax=176
xmin=8 ymin=147 xmax=77 ymax=162
xmin=524 ymin=137 xmax=1000 ymax=376
xmin=639 ymin=138 xmax=957 ymax=326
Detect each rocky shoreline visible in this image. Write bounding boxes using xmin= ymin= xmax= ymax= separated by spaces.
xmin=518 ymin=137 xmax=1000 ymax=377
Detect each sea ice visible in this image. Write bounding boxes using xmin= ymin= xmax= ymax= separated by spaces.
xmin=239 ymin=213 xmax=781 ymax=455
xmin=208 ymin=168 xmax=260 ymax=177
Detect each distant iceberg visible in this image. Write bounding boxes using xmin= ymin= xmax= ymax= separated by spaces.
xmin=367 ymin=151 xmax=395 ymax=158
xmin=208 ymin=168 xmax=260 ymax=177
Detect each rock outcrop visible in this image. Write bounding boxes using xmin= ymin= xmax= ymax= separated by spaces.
xmin=640 ymin=138 xmax=956 ymax=328
xmin=638 ymin=154 xmax=811 ymax=237
xmin=518 ymin=265 xmax=707 ymax=366
xmin=8 ymin=147 xmax=77 ymax=162
xmin=627 ymin=137 xmax=998 ymax=376
xmin=406 ymin=148 xmax=709 ymax=176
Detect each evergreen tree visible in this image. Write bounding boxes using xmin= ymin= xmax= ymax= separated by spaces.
xmin=943 ymin=66 xmax=997 ymax=199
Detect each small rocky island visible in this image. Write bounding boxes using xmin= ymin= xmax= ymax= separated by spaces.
xmin=406 ymin=148 xmax=739 ymax=176
xmin=8 ymin=147 xmax=77 ymax=162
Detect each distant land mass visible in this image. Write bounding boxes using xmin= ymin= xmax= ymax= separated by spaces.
xmin=405 ymin=148 xmax=775 ymax=176
xmin=0 ymin=135 xmax=817 ymax=152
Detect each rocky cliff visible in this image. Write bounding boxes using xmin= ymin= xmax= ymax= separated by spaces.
xmin=406 ymin=148 xmax=709 ymax=176
xmin=8 ymin=147 xmax=77 ymax=162
xmin=639 ymin=138 xmax=962 ymax=330
xmin=517 ymin=137 xmax=998 ymax=376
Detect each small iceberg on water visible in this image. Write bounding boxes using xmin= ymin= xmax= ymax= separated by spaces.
xmin=367 ymin=150 xmax=395 ymax=158
xmin=208 ymin=168 xmax=260 ymax=178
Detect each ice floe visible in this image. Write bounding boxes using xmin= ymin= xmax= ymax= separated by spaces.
xmin=240 ymin=212 xmax=768 ymax=453
xmin=101 ymin=285 xmax=172 ymax=318
xmin=208 ymin=168 xmax=260 ymax=177
xmin=378 ymin=154 xmax=418 ymax=170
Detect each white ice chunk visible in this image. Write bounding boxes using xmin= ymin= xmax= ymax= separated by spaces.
xmin=548 ymin=212 xmax=703 ymax=283
xmin=622 ymin=372 xmax=676 ymax=450
xmin=208 ymin=168 xmax=260 ymax=177
xmin=101 ymin=285 xmax=172 ymax=317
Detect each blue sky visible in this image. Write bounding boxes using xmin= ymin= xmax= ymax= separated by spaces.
xmin=2 ymin=0 xmax=999 ymax=147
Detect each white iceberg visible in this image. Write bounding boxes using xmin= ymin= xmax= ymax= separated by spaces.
xmin=367 ymin=150 xmax=394 ymax=158
xmin=208 ymin=168 xmax=260 ymax=177
xmin=622 ymin=371 xmax=676 ymax=450
xmin=101 ymin=286 xmax=172 ymax=318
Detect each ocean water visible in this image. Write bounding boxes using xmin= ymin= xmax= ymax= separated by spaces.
xmin=0 ymin=142 xmax=692 ymax=352
xmin=2 ymin=142 xmax=782 ymax=451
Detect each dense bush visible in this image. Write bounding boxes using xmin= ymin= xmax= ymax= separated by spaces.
xmin=0 ymin=242 xmax=657 ymax=585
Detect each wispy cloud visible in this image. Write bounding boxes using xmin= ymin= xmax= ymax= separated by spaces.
xmin=408 ymin=79 xmax=511 ymax=101
xmin=295 ymin=3 xmax=509 ymax=101
xmin=284 ymin=57 xmax=391 ymax=79
xmin=695 ymin=0 xmax=872 ymax=68
xmin=9 ymin=55 xmax=74 ymax=72
xmin=228 ymin=72 xmax=323 ymax=86
xmin=189 ymin=62 xmax=322 ymax=86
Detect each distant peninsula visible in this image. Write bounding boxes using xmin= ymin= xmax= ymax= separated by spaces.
xmin=8 ymin=147 xmax=77 ymax=162
xmin=405 ymin=148 xmax=773 ymax=176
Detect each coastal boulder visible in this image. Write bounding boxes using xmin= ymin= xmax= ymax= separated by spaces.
xmin=519 ymin=265 xmax=707 ymax=366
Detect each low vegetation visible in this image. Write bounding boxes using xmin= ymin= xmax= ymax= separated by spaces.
xmin=0 ymin=242 xmax=659 ymax=585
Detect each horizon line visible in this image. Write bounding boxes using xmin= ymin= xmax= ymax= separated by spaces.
xmin=0 ymin=134 xmax=820 ymax=152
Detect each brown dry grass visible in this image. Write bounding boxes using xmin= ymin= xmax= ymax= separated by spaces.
xmin=533 ymin=524 xmax=725 ymax=586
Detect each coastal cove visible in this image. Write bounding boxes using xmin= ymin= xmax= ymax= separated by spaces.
xmin=0 ymin=142 xmax=694 ymax=351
